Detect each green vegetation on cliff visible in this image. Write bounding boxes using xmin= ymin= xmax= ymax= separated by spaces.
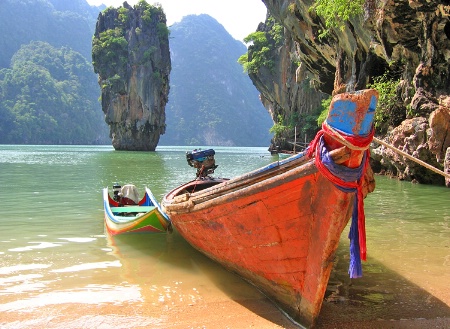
xmin=310 ymin=0 xmax=365 ymax=38
xmin=0 ymin=0 xmax=108 ymax=144
xmin=92 ymin=1 xmax=169 ymax=86
xmin=93 ymin=28 xmax=128 ymax=70
xmin=238 ymin=16 xmax=284 ymax=74
xmin=369 ymin=74 xmax=402 ymax=133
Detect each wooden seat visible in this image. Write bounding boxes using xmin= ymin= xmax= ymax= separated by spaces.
xmin=110 ymin=206 xmax=155 ymax=213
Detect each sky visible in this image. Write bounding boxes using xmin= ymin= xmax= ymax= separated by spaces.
xmin=85 ymin=0 xmax=267 ymax=42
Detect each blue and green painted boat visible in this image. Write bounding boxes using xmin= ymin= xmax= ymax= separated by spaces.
xmin=103 ymin=185 xmax=171 ymax=235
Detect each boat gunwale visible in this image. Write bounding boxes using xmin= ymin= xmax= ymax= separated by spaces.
xmin=163 ymin=146 xmax=351 ymax=213
xmin=145 ymin=186 xmax=171 ymax=222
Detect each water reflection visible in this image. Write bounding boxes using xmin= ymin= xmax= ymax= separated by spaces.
xmin=364 ymin=176 xmax=450 ymax=306
xmin=0 ymin=284 xmax=142 ymax=312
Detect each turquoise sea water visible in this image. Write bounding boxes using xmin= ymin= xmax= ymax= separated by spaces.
xmin=0 ymin=145 xmax=449 ymax=328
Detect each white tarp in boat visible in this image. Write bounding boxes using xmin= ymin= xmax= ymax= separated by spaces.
xmin=119 ymin=184 xmax=140 ymax=204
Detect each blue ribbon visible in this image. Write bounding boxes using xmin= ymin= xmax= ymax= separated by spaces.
xmin=315 ymin=138 xmax=367 ymax=278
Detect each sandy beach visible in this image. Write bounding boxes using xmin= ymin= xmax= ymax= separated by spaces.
xmin=1 ymin=253 xmax=449 ymax=329
xmin=1 ymin=226 xmax=448 ymax=329
xmin=1 ymin=286 xmax=448 ymax=329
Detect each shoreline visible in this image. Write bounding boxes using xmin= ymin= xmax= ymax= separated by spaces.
xmin=2 ymin=255 xmax=449 ymax=329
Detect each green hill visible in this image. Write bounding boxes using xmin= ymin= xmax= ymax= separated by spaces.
xmin=0 ymin=0 xmax=107 ymax=144
xmin=159 ymin=14 xmax=273 ymax=147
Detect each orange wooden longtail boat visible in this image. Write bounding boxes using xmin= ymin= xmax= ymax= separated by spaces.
xmin=161 ymin=89 xmax=379 ymax=328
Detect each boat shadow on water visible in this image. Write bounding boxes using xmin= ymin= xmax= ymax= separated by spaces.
xmin=106 ymin=229 xmax=300 ymax=328
xmin=106 ymin=229 xmax=449 ymax=328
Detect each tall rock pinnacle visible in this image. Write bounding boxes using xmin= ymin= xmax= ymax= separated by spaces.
xmin=92 ymin=1 xmax=171 ymax=151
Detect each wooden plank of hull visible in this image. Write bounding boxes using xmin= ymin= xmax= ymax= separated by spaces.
xmin=164 ymin=168 xmax=354 ymax=327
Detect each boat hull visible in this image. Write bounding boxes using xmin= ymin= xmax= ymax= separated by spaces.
xmin=163 ymin=155 xmax=367 ymax=326
xmin=103 ymin=187 xmax=170 ymax=235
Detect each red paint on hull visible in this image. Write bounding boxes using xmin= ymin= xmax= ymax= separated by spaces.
xmin=162 ymin=90 xmax=378 ymax=327
xmin=163 ymin=161 xmax=359 ymax=327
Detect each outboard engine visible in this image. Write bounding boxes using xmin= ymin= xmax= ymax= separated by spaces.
xmin=186 ymin=149 xmax=217 ymax=178
xmin=112 ymin=183 xmax=121 ymax=202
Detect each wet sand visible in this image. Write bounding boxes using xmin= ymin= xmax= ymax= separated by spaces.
xmin=1 ymin=275 xmax=448 ymax=329
xmin=1 ymin=234 xmax=449 ymax=329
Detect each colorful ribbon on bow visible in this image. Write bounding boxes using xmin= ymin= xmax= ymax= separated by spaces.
xmin=306 ymin=123 xmax=374 ymax=278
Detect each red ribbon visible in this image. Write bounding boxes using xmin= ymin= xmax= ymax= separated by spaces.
xmin=306 ymin=123 xmax=374 ymax=262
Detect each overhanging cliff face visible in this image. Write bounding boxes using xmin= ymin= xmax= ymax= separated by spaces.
xmin=255 ymin=0 xmax=450 ymax=185
xmin=262 ymin=0 xmax=449 ymax=95
xmin=92 ymin=1 xmax=170 ymax=151
xmin=247 ymin=16 xmax=329 ymax=152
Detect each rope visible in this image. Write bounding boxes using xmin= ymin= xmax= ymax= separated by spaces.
xmin=307 ymin=122 xmax=374 ymax=158
xmin=373 ymin=136 xmax=450 ymax=180
xmin=306 ymin=122 xmax=374 ymax=279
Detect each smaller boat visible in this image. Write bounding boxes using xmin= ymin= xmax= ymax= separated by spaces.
xmin=103 ymin=183 xmax=171 ymax=235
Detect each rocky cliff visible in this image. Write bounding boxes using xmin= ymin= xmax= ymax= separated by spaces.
xmin=245 ymin=17 xmax=329 ymax=152
xmin=92 ymin=1 xmax=170 ymax=151
xmin=252 ymin=0 xmax=450 ymax=185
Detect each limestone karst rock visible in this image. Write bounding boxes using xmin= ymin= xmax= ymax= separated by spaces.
xmin=92 ymin=1 xmax=171 ymax=151
xmin=250 ymin=0 xmax=449 ymax=184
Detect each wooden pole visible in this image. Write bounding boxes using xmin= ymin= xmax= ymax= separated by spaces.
xmin=372 ymin=136 xmax=450 ymax=179
xmin=293 ymin=126 xmax=297 ymax=154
